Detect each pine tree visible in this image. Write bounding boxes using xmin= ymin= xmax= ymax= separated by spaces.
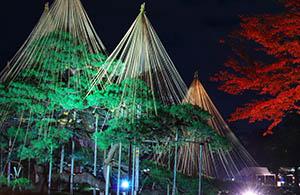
xmin=0 ymin=31 xmax=108 ymax=185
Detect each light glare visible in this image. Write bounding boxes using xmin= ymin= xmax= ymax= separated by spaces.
xmin=242 ymin=190 xmax=257 ymax=195
xmin=121 ymin=180 xmax=130 ymax=189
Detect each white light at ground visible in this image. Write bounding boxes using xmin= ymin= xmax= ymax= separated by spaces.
xmin=242 ymin=190 xmax=257 ymax=195
xmin=121 ymin=180 xmax=130 ymax=189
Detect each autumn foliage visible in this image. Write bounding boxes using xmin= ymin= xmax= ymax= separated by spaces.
xmin=212 ymin=0 xmax=300 ymax=135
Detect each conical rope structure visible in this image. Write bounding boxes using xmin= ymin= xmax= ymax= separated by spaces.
xmin=0 ymin=0 xmax=259 ymax=191
xmin=0 ymin=0 xmax=109 ymax=187
xmin=177 ymin=71 xmax=258 ymax=179
xmin=89 ymin=3 xmax=189 ymax=112
xmin=0 ymin=0 xmax=107 ymax=83
xmin=87 ymin=4 xmax=237 ymax=183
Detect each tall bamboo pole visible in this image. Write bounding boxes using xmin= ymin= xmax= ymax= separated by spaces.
xmin=48 ymin=146 xmax=53 ymax=195
xmin=105 ymin=165 xmax=110 ymax=195
xmin=128 ymin=142 xmax=132 ymax=194
xmin=93 ymin=114 xmax=99 ymax=195
xmin=167 ymin=144 xmax=171 ymax=195
xmin=93 ymin=114 xmax=99 ymax=176
xmin=198 ymin=144 xmax=203 ymax=195
xmin=70 ymin=138 xmax=75 ymax=194
xmin=117 ymin=143 xmax=122 ymax=195
xmin=131 ymin=144 xmax=135 ymax=195
xmin=7 ymin=138 xmax=12 ymax=186
xmin=70 ymin=112 xmax=76 ymax=194
xmin=134 ymin=147 xmax=140 ymax=194
xmin=172 ymin=130 xmax=179 ymax=195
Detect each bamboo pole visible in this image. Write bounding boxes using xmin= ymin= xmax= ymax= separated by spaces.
xmin=172 ymin=130 xmax=179 ymax=195
xmin=48 ymin=146 xmax=53 ymax=195
xmin=128 ymin=142 xmax=132 ymax=194
xmin=93 ymin=114 xmax=99 ymax=176
xmin=70 ymin=138 xmax=75 ymax=194
xmin=117 ymin=143 xmax=122 ymax=195
xmin=7 ymin=138 xmax=12 ymax=186
xmin=70 ymin=111 xmax=76 ymax=194
xmin=105 ymin=165 xmax=110 ymax=195
xmin=93 ymin=115 xmax=99 ymax=195
xmin=167 ymin=144 xmax=171 ymax=195
xmin=131 ymin=144 xmax=135 ymax=195
xmin=134 ymin=147 xmax=140 ymax=195
xmin=198 ymin=144 xmax=203 ymax=195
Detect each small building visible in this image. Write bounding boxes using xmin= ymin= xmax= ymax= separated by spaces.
xmin=237 ymin=167 xmax=276 ymax=185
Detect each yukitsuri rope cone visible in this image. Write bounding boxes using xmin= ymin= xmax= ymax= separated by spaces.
xmin=177 ymin=71 xmax=258 ymax=179
xmin=0 ymin=0 xmax=108 ymax=190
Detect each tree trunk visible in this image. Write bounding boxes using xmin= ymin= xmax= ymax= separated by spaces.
xmin=103 ymin=144 xmax=119 ymax=187
xmin=117 ymin=143 xmax=122 ymax=195
xmin=35 ymin=164 xmax=39 ymax=184
xmin=28 ymin=159 xmax=31 ymax=181
xmin=53 ymin=172 xmax=105 ymax=188
xmin=60 ymin=145 xmax=65 ymax=174
xmin=59 ymin=145 xmax=65 ymax=192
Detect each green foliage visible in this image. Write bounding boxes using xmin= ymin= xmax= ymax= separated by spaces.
xmin=93 ymin=78 xmax=230 ymax=151
xmin=17 ymin=127 xmax=72 ymax=163
xmin=0 ymin=175 xmax=32 ymax=190
xmin=0 ymin=174 xmax=7 ymax=185
xmin=140 ymin=160 xmax=217 ymax=195
xmin=0 ymin=30 xmax=110 ymax=165
xmin=9 ymin=177 xmax=31 ymax=189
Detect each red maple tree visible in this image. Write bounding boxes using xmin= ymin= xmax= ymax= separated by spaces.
xmin=212 ymin=0 xmax=300 ymax=135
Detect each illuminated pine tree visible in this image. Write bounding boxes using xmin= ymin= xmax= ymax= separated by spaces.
xmin=0 ymin=31 xmax=108 ymax=188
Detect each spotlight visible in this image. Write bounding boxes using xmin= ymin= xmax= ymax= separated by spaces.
xmin=242 ymin=190 xmax=257 ymax=195
xmin=121 ymin=180 xmax=130 ymax=190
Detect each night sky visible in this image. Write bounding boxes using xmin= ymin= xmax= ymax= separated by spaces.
xmin=0 ymin=0 xmax=283 ymax=134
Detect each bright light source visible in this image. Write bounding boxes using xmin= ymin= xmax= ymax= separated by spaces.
xmin=242 ymin=190 xmax=257 ymax=195
xmin=121 ymin=180 xmax=130 ymax=189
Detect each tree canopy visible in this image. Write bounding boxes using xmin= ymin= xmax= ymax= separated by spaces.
xmin=0 ymin=30 xmax=107 ymax=163
xmin=91 ymin=78 xmax=229 ymax=151
xmin=212 ymin=0 xmax=300 ymax=135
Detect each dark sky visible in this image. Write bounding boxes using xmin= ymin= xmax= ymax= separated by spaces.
xmin=0 ymin=0 xmax=282 ymax=133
